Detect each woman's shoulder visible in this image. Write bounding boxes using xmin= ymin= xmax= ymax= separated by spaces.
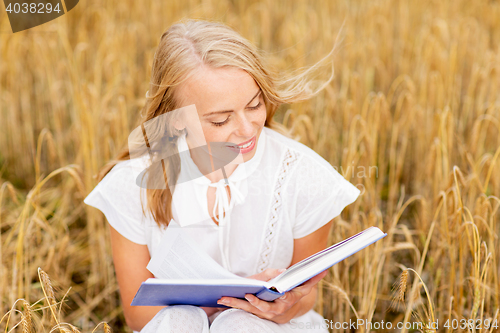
xmin=84 ymin=155 xmax=153 ymax=245
xmin=86 ymin=154 xmax=147 ymax=203
xmin=100 ymin=155 xmax=150 ymax=186
xmin=112 ymin=154 xmax=150 ymax=174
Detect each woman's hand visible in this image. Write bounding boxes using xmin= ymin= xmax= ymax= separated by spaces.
xmin=216 ymin=220 xmax=333 ymax=324
xmin=200 ymin=267 xmax=286 ymax=318
xmin=216 ymin=268 xmax=327 ymax=324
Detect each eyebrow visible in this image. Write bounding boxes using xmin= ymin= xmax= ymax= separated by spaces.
xmin=203 ymin=89 xmax=262 ymax=117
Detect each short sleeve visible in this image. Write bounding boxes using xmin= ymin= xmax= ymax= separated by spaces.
xmin=83 ymin=159 xmax=149 ymax=245
xmin=290 ymin=154 xmax=360 ymax=239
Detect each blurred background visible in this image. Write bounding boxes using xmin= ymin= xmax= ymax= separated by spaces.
xmin=1 ymin=0 xmax=499 ymax=332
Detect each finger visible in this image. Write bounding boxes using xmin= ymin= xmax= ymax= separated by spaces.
xmin=217 ymin=296 xmax=243 ymax=309
xmin=217 ymin=296 xmax=258 ymax=310
xmin=217 ymin=296 xmax=270 ymax=318
xmin=245 ymin=294 xmax=288 ymax=317
xmin=244 ymin=294 xmax=273 ymax=313
xmin=275 ymin=291 xmax=298 ymax=305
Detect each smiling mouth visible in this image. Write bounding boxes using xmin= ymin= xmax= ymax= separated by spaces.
xmin=226 ymin=136 xmax=255 ymax=149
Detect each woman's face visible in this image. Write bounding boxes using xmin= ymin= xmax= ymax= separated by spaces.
xmin=175 ymin=66 xmax=267 ymax=163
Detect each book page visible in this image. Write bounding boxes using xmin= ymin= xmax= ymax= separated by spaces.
xmin=270 ymin=227 xmax=386 ymax=292
xmin=147 ymin=220 xmax=240 ymax=280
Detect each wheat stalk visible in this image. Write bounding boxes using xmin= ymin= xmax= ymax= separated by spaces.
xmin=38 ymin=268 xmax=59 ymax=326
xmin=323 ymin=281 xmax=359 ymax=319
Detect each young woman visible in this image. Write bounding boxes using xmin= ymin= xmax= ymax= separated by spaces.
xmin=84 ymin=19 xmax=360 ymax=333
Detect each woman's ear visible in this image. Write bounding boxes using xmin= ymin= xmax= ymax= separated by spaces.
xmin=172 ymin=119 xmax=185 ymax=132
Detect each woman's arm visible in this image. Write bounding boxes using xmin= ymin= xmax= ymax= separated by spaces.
xmin=109 ymin=226 xmax=165 ymax=332
xmin=217 ymin=219 xmax=334 ymax=323
xmin=110 ymin=225 xmax=231 ymax=331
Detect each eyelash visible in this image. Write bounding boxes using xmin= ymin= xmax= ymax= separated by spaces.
xmin=211 ymin=101 xmax=262 ymax=127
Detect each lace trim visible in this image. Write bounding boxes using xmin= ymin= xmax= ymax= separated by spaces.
xmin=257 ymin=148 xmax=301 ymax=272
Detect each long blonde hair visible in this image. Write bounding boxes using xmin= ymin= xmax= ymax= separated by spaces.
xmin=97 ymin=19 xmax=336 ymax=228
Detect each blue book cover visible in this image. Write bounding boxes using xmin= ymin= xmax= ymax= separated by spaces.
xmin=131 ymin=226 xmax=386 ymax=307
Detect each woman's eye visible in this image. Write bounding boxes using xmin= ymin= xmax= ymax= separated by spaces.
xmin=248 ymin=101 xmax=262 ymax=110
xmin=212 ymin=117 xmax=230 ymax=127
xmin=210 ymin=100 xmax=262 ymax=127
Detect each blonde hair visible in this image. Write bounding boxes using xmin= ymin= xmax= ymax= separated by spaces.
xmin=97 ymin=19 xmax=336 ymax=227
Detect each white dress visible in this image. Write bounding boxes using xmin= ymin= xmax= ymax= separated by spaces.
xmin=84 ymin=126 xmax=360 ymax=333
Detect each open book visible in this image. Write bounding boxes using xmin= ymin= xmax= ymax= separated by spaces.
xmin=131 ymin=224 xmax=386 ymax=307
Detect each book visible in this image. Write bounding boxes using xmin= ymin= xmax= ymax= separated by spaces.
xmin=131 ymin=223 xmax=386 ymax=307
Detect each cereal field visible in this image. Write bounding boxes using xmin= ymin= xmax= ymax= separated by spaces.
xmin=1 ymin=0 xmax=499 ymax=332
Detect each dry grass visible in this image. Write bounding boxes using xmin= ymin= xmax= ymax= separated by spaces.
xmin=1 ymin=0 xmax=499 ymax=332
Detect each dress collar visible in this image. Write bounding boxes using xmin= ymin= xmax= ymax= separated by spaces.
xmin=172 ymin=129 xmax=267 ymax=271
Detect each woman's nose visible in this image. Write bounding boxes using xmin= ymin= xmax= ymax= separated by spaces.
xmin=236 ymin=113 xmax=255 ymax=138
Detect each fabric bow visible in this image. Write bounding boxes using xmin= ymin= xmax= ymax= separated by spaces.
xmin=208 ymin=177 xmax=246 ymax=271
